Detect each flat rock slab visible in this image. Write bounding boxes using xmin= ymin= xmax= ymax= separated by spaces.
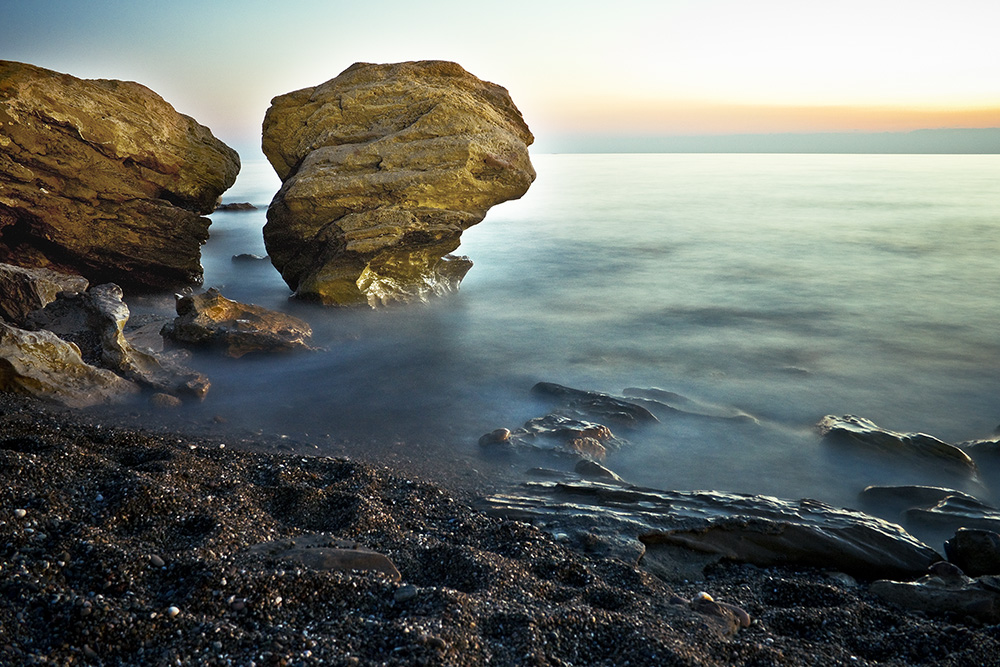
xmin=262 ymin=60 xmax=535 ymax=306
xmin=0 ymin=60 xmax=239 ymax=289
xmin=249 ymin=534 xmax=401 ymax=581
xmin=481 ymin=479 xmax=940 ymax=580
xmin=871 ymin=572 xmax=1000 ymax=624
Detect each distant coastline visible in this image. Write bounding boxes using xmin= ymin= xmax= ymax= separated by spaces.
xmin=535 ymin=127 xmax=1000 ymax=154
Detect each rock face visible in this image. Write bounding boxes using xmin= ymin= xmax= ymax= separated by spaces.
xmin=261 ymin=60 xmax=535 ymax=306
xmin=0 ymin=60 xmax=240 ymax=290
xmin=0 ymin=262 xmax=89 ymax=324
xmin=26 ymin=283 xmax=210 ymax=398
xmin=0 ymin=321 xmax=139 ymax=407
xmin=161 ymin=288 xmax=314 ymax=358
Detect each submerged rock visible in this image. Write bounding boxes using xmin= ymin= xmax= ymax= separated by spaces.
xmin=622 ymin=387 xmax=757 ymax=423
xmin=0 ymin=60 xmax=239 ymax=289
xmin=26 ymin=283 xmax=209 ymax=398
xmin=531 ymin=382 xmax=659 ymax=427
xmin=481 ymin=480 xmax=940 ymax=580
xmin=818 ymin=415 xmax=978 ymax=478
xmin=161 ymin=288 xmax=314 ymax=358
xmin=215 ymin=202 xmax=256 ymax=211
xmin=0 ymin=321 xmax=139 ymax=407
xmin=261 ymin=60 xmax=535 ymax=306
xmin=0 ymin=262 xmax=89 ymax=325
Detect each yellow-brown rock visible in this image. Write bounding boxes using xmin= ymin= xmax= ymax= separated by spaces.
xmin=262 ymin=61 xmax=535 ymax=306
xmin=0 ymin=61 xmax=240 ymax=290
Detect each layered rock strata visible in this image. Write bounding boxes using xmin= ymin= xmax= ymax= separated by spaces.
xmin=261 ymin=60 xmax=535 ymax=306
xmin=0 ymin=60 xmax=240 ymax=290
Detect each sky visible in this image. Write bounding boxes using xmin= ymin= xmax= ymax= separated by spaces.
xmin=3 ymin=0 xmax=999 ymax=154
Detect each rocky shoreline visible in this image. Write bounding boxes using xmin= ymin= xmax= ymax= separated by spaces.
xmin=2 ymin=393 xmax=1000 ymax=666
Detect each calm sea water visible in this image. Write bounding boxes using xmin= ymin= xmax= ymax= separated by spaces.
xmin=137 ymin=153 xmax=1000 ymax=516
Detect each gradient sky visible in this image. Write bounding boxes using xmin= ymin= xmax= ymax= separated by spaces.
xmin=3 ymin=0 xmax=999 ymax=153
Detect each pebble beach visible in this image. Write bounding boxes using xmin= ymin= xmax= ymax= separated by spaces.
xmin=2 ymin=394 xmax=999 ymax=666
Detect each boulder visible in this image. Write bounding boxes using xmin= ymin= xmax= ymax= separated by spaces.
xmin=945 ymin=528 xmax=1000 ymax=577
xmin=26 ymin=283 xmax=209 ymax=399
xmin=481 ymin=480 xmax=940 ymax=580
xmin=817 ymin=415 xmax=978 ymax=478
xmin=161 ymin=288 xmax=314 ymax=358
xmin=0 ymin=60 xmax=240 ymax=290
xmin=261 ymin=60 xmax=535 ymax=306
xmin=0 ymin=262 xmax=88 ymax=325
xmin=215 ymin=202 xmax=256 ymax=211
xmin=0 ymin=321 xmax=139 ymax=407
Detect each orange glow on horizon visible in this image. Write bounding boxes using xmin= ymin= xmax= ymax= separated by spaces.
xmin=537 ymin=100 xmax=1000 ymax=136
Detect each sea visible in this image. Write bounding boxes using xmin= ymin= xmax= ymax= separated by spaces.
xmin=131 ymin=153 xmax=1000 ymax=524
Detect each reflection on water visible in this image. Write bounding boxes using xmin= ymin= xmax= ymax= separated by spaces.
xmin=125 ymin=153 xmax=1000 ymax=529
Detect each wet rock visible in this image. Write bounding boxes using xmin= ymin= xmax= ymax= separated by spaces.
xmin=231 ymin=253 xmax=268 ymax=263
xmin=531 ymin=382 xmax=658 ymax=428
xmin=26 ymin=283 xmax=210 ymax=398
xmin=483 ymin=414 xmax=627 ymax=462
xmin=858 ymin=485 xmax=981 ymax=515
xmin=261 ymin=60 xmax=535 ymax=306
xmin=574 ymin=459 xmax=626 ymax=483
xmin=817 ymin=415 xmax=977 ymax=478
xmin=0 ymin=60 xmax=240 ymax=289
xmin=622 ymin=386 xmax=757 ymax=423
xmin=945 ymin=528 xmax=1000 ymax=577
xmin=0 ymin=263 xmax=88 ymax=325
xmin=481 ymin=480 xmax=940 ymax=580
xmin=0 ymin=321 xmax=139 ymax=407
xmin=871 ymin=567 xmax=1000 ymax=623
xmin=249 ymin=534 xmax=401 ymax=581
xmin=215 ymin=202 xmax=256 ymax=211
xmin=903 ymin=494 xmax=1000 ymax=534
xmin=161 ymin=288 xmax=314 ymax=358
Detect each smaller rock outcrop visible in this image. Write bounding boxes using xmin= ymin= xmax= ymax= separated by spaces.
xmin=818 ymin=415 xmax=978 ymax=478
xmin=26 ymin=283 xmax=209 ymax=398
xmin=248 ymin=534 xmax=400 ymax=581
xmin=0 ymin=321 xmax=139 ymax=407
xmin=261 ymin=60 xmax=535 ymax=306
xmin=0 ymin=263 xmax=89 ymax=325
xmin=161 ymin=288 xmax=315 ymax=358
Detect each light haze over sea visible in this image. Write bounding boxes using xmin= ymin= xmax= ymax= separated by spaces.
xmin=133 ymin=153 xmax=1000 ymax=524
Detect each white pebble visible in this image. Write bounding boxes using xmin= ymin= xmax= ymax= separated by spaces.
xmin=166 ymin=606 xmax=180 ymax=617
xmin=14 ymin=509 xmax=26 ymax=519
xmin=697 ymin=591 xmax=714 ymax=602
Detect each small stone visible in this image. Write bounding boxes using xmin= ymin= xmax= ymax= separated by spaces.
xmin=149 ymin=554 xmax=165 ymax=568
xmin=478 ymin=428 xmax=511 ymax=446
xmin=166 ymin=606 xmax=180 ymax=617
xmin=13 ymin=509 xmax=26 ymax=519
xmin=394 ymin=585 xmax=419 ymax=603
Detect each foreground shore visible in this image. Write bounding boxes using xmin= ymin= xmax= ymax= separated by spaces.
xmin=1 ymin=394 xmax=997 ymax=666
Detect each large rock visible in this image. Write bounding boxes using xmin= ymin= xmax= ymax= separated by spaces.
xmin=871 ymin=566 xmax=1000 ymax=624
xmin=0 ymin=262 xmax=88 ymax=325
xmin=0 ymin=321 xmax=139 ymax=407
xmin=261 ymin=60 xmax=535 ymax=306
xmin=161 ymin=288 xmax=314 ymax=358
xmin=26 ymin=283 xmax=209 ymax=399
xmin=0 ymin=61 xmax=240 ymax=290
